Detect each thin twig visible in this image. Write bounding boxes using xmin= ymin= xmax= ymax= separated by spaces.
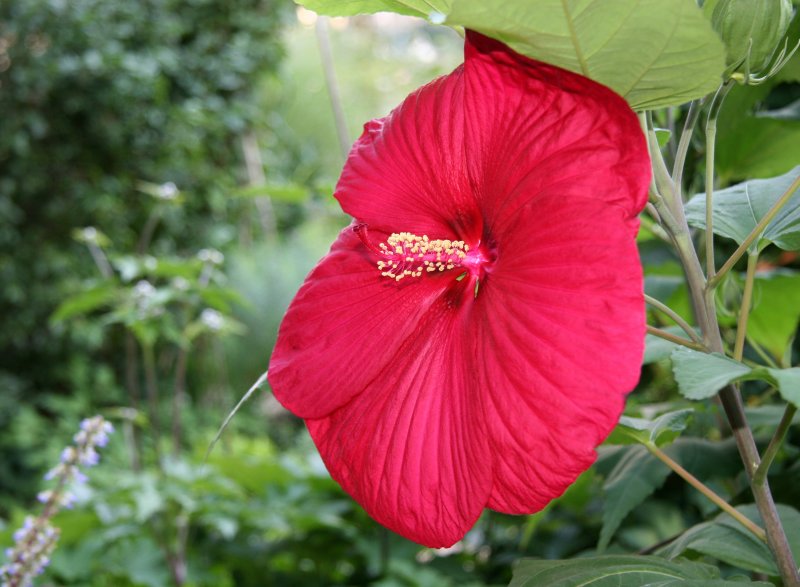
xmin=704 ymin=82 xmax=734 ymax=280
xmin=754 ymin=404 xmax=798 ymax=487
xmin=671 ymin=99 xmax=703 ymax=199
xmin=710 ymin=173 xmax=800 ymax=288
xmin=733 ymin=253 xmax=758 ymax=362
xmin=205 ymin=371 xmax=269 ymax=461
xmin=315 ymin=17 xmax=350 ymax=159
xmin=646 ymin=325 xmax=705 ymax=351
xmin=647 ymin=442 xmax=767 ymax=542
xmin=644 ymin=294 xmax=702 ymax=343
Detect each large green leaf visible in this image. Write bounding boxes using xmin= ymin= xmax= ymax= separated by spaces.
xmin=658 ymin=517 xmax=775 ymax=575
xmin=658 ymin=504 xmax=800 ymax=576
xmin=446 ymin=0 xmax=726 ymax=109
xmin=598 ymin=445 xmax=671 ymax=551
xmin=715 ymin=82 xmax=800 ymax=182
xmin=685 ymin=166 xmax=800 ymax=253
xmin=671 ymin=348 xmax=800 ymax=407
xmin=509 ymin=555 xmax=767 ymax=586
xmin=296 ymin=0 xmax=451 ymax=18
xmin=670 ymin=350 xmax=751 ymax=400
xmin=748 ymin=271 xmax=800 ymax=358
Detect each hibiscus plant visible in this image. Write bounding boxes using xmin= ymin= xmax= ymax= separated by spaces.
xmin=265 ymin=1 xmax=800 ymax=585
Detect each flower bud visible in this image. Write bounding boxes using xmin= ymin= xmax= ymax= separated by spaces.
xmin=711 ymin=0 xmax=793 ymax=77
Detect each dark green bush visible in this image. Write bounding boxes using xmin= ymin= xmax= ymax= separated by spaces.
xmin=0 ymin=0 xmax=287 ymax=507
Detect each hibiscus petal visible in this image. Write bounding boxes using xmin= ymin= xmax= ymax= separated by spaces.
xmin=471 ymin=195 xmax=644 ymax=512
xmin=304 ymin=279 xmax=492 ymax=547
xmin=269 ymin=226 xmax=462 ymax=419
xmin=334 ymin=65 xmax=484 ymax=243
xmin=462 ymin=31 xmax=650 ymax=234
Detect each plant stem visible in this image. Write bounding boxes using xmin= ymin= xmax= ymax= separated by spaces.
xmin=137 ymin=208 xmax=162 ymax=255
xmin=733 ymin=253 xmax=758 ymax=362
xmin=172 ymin=347 xmax=188 ymax=456
xmin=747 ymin=337 xmax=780 ymax=369
xmin=315 ymin=16 xmax=350 ymax=159
xmin=754 ymin=404 xmax=797 ymax=487
xmin=646 ymin=325 xmax=705 ymax=351
xmin=241 ymin=130 xmax=277 ymax=240
xmin=644 ymin=294 xmax=702 ymax=343
xmin=142 ymin=342 xmax=162 ymax=462
xmin=671 ymin=99 xmax=702 ymax=199
xmin=646 ymin=442 xmax=766 ymax=542
xmin=657 ymin=102 xmax=800 ymax=585
xmin=206 ymin=371 xmax=269 ymax=461
xmin=710 ymin=173 xmax=800 ymax=288
xmin=704 ymin=82 xmax=734 ymax=280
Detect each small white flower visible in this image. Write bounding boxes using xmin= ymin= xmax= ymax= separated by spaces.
xmin=200 ymin=308 xmax=224 ymax=331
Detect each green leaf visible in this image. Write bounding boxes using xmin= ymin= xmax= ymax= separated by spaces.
xmin=767 ymin=367 xmax=800 ymax=406
xmin=658 ymin=517 xmax=775 ymax=575
xmin=647 ymin=580 xmax=772 ymax=586
xmin=748 ymin=271 xmax=800 ymax=358
xmin=510 ymin=555 xmax=728 ymax=587
xmin=598 ymin=445 xmax=671 ymax=551
xmin=670 ymin=350 xmax=751 ymax=400
xmin=51 ymin=282 xmax=118 ymax=322
xmin=446 ymin=0 xmax=726 ymax=109
xmin=671 ymin=348 xmax=800 ymax=407
xmin=685 ymin=166 xmax=800 ymax=253
xmin=715 ymin=113 xmax=800 ymax=181
xmin=618 ymin=409 xmax=694 ymax=446
xmin=658 ymin=504 xmax=800 ymax=576
xmin=296 ymin=0 xmax=451 ymax=18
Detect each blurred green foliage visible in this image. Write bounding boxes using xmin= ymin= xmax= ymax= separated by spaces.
xmin=0 ymin=0 xmax=287 ymax=504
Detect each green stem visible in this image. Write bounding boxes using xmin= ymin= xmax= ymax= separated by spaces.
xmin=733 ymin=253 xmax=759 ymax=362
xmin=754 ymin=405 xmax=798 ymax=486
xmin=206 ymin=371 xmax=269 ymax=461
xmin=646 ymin=442 xmax=767 ymax=542
xmin=646 ymin=325 xmax=705 ymax=351
xmin=315 ymin=16 xmax=350 ymax=159
xmin=650 ymin=102 xmax=800 ymax=584
xmin=671 ymin=99 xmax=703 ymax=199
xmin=704 ymin=120 xmax=717 ymax=278
xmin=644 ymin=294 xmax=702 ymax=343
xmin=704 ymin=82 xmax=734 ymax=280
xmin=645 ymin=112 xmax=679 ymax=214
xmin=747 ymin=337 xmax=780 ymax=369
xmin=710 ymin=173 xmax=800 ymax=288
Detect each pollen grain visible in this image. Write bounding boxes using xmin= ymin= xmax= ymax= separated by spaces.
xmin=377 ymin=232 xmax=468 ymax=282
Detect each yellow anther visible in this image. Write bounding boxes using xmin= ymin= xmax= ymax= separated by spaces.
xmin=375 ymin=232 xmax=469 ymax=282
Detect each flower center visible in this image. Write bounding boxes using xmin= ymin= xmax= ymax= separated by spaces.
xmin=354 ymin=224 xmax=491 ymax=283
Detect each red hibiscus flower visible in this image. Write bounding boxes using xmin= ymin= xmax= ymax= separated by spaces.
xmin=269 ymin=32 xmax=650 ymax=547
